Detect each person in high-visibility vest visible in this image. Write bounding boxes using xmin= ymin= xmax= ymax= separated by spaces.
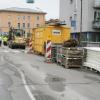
xmin=3 ymin=36 xmax=8 ymax=46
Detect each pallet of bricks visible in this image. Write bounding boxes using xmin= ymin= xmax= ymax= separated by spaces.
xmin=57 ymin=39 xmax=84 ymax=68
xmin=51 ymin=44 xmax=62 ymax=63
xmin=61 ymin=47 xmax=84 ymax=68
xmin=56 ymin=45 xmax=63 ymax=64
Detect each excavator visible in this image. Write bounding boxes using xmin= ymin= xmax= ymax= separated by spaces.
xmin=7 ymin=0 xmax=34 ymax=49
xmin=8 ymin=27 xmax=26 ymax=49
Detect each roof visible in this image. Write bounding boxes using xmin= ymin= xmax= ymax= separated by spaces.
xmin=0 ymin=7 xmax=46 ymax=14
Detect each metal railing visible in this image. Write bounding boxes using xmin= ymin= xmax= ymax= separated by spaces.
xmin=81 ymin=41 xmax=100 ymax=47
xmin=92 ymin=20 xmax=100 ymax=29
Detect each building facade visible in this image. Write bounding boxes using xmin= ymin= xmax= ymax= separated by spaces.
xmin=60 ymin=0 xmax=100 ymax=42
xmin=0 ymin=7 xmax=46 ymax=37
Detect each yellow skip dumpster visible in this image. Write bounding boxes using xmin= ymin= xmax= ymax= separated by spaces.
xmin=32 ymin=25 xmax=71 ymax=54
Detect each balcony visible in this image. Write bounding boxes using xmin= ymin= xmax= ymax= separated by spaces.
xmin=92 ymin=20 xmax=100 ymax=29
xmin=94 ymin=0 xmax=100 ymax=9
xmin=94 ymin=6 xmax=100 ymax=9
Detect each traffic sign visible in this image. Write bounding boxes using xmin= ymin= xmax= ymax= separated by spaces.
xmin=71 ymin=20 xmax=76 ymax=27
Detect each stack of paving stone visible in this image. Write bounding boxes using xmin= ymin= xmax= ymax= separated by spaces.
xmin=51 ymin=45 xmax=62 ymax=63
xmin=84 ymin=47 xmax=100 ymax=72
xmin=56 ymin=45 xmax=63 ymax=64
xmin=51 ymin=45 xmax=57 ymax=62
xmin=61 ymin=47 xmax=84 ymax=68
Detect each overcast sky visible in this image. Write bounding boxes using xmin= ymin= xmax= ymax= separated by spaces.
xmin=0 ymin=0 xmax=59 ymax=20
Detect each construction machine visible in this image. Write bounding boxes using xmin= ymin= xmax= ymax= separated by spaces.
xmin=8 ymin=27 xmax=26 ymax=49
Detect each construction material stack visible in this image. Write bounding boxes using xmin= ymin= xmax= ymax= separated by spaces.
xmin=84 ymin=47 xmax=100 ymax=72
xmin=56 ymin=39 xmax=84 ymax=68
xmin=56 ymin=45 xmax=63 ymax=64
xmin=51 ymin=44 xmax=62 ymax=63
xmin=61 ymin=47 xmax=84 ymax=68
xmin=32 ymin=21 xmax=84 ymax=68
xmin=51 ymin=45 xmax=57 ymax=63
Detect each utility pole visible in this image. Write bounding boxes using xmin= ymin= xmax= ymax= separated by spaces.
xmin=79 ymin=0 xmax=82 ymax=46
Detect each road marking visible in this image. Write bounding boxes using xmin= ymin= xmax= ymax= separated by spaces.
xmin=6 ymin=60 xmax=36 ymax=100
xmin=20 ymin=69 xmax=36 ymax=100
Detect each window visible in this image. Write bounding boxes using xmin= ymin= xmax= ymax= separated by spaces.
xmin=23 ymin=23 xmax=25 ymax=28
xmin=70 ymin=0 xmax=73 ymax=4
xmin=27 ymin=23 xmax=30 ymax=28
xmin=69 ymin=16 xmax=72 ymax=20
xmin=37 ymin=16 xmax=39 ymax=20
xmin=74 ymin=14 xmax=77 ymax=20
xmin=94 ymin=11 xmax=96 ymax=20
xmin=97 ymin=12 xmax=100 ymax=20
xmin=94 ymin=11 xmax=100 ymax=21
xmin=8 ymin=15 xmax=11 ymax=20
xmin=18 ymin=16 xmax=20 ymax=20
xmin=18 ymin=23 xmax=20 ymax=29
xmin=37 ymin=24 xmax=39 ymax=27
xmin=8 ymin=22 xmax=11 ymax=27
xmin=23 ymin=16 xmax=25 ymax=20
xmin=28 ymin=16 xmax=30 ymax=20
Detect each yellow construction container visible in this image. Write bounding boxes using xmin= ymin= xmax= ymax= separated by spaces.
xmin=32 ymin=25 xmax=71 ymax=54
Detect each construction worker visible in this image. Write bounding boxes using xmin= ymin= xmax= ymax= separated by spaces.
xmin=3 ymin=36 xmax=8 ymax=46
xmin=0 ymin=35 xmax=2 ymax=46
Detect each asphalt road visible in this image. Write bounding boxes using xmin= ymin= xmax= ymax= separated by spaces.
xmin=0 ymin=46 xmax=100 ymax=100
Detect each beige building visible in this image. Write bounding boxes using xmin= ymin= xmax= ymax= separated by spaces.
xmin=0 ymin=7 xmax=46 ymax=37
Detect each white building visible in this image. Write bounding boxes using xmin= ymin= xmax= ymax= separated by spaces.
xmin=60 ymin=0 xmax=100 ymax=42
